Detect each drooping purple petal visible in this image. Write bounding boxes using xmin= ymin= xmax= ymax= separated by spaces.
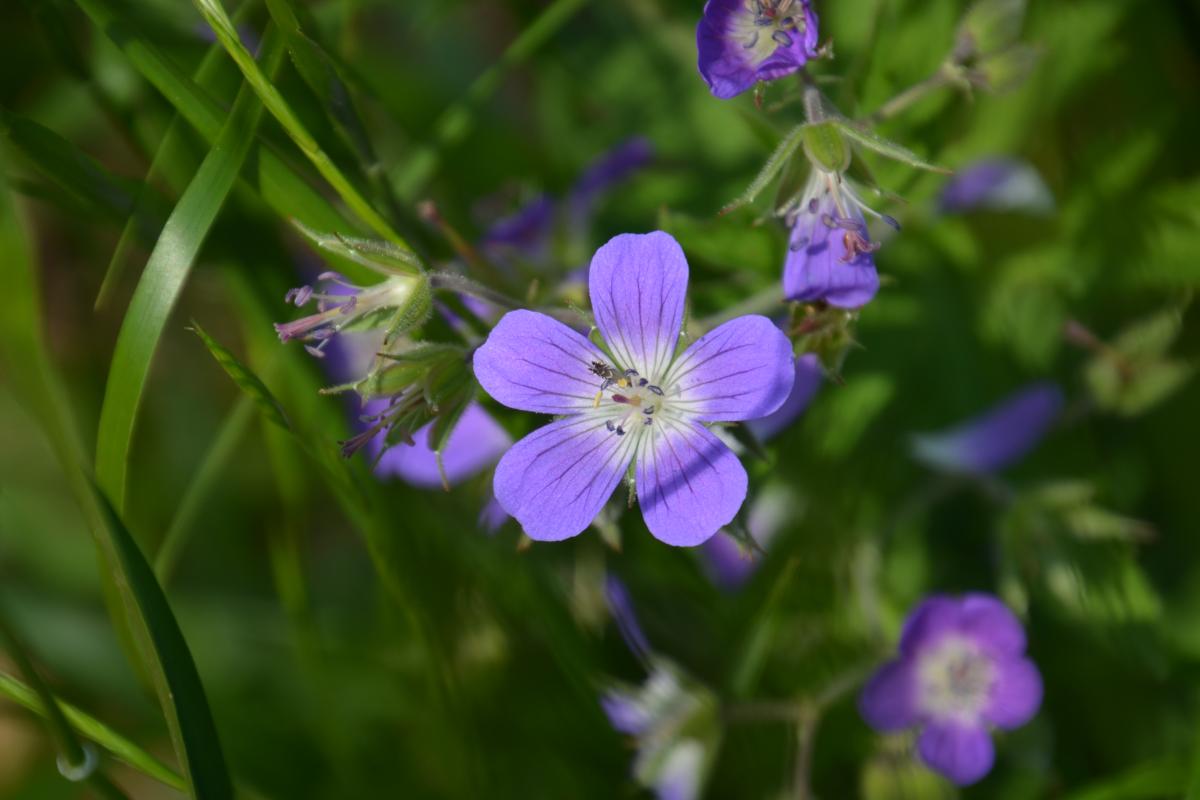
xmin=858 ymin=659 xmax=920 ymax=732
xmin=636 ymin=419 xmax=748 ymax=547
xmin=664 ymin=315 xmax=794 ymax=422
xmin=605 ymin=576 xmax=652 ymax=661
xmin=569 ymin=137 xmax=655 ymax=223
xmin=601 ymin=689 xmax=653 ymax=736
xmin=783 ymin=194 xmax=879 ymax=308
xmin=588 ymin=232 xmax=688 ymax=379
xmin=744 ymin=352 xmax=822 ymax=440
xmin=696 ymin=0 xmax=820 ymax=99
xmin=374 ymin=402 xmax=512 ymax=488
xmin=701 ymin=483 xmax=791 ymax=589
xmin=917 ymin=721 xmax=995 ymax=786
xmin=911 ymin=382 xmax=1064 ymax=474
xmin=473 ymin=309 xmax=608 ymax=415
xmin=939 ymin=158 xmax=1054 ymax=216
xmin=957 ymin=593 xmax=1027 ymax=657
xmin=493 ymin=415 xmax=637 ymax=541
xmin=983 ymin=656 xmax=1042 ymax=729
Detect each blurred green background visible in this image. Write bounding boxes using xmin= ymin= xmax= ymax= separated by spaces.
xmin=1 ymin=0 xmax=1198 ymax=797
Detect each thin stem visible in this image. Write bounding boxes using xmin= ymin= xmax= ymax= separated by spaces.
xmin=863 ymin=68 xmax=953 ymax=124
xmin=792 ymin=704 xmax=818 ymax=800
xmin=723 ymin=700 xmax=800 ymax=724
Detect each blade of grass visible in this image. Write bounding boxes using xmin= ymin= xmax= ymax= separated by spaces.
xmin=391 ymin=0 xmax=590 ymax=200
xmin=73 ymin=0 xmax=356 ymax=241
xmin=191 ymin=0 xmax=414 ymax=253
xmin=95 ymin=27 xmax=285 ymax=512
xmin=0 ymin=163 xmax=233 ymax=799
xmin=0 ymin=671 xmax=184 ymax=792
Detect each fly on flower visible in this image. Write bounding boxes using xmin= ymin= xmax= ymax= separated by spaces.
xmin=697 ymin=0 xmax=820 ymax=99
xmin=473 ymin=231 xmax=795 ymax=546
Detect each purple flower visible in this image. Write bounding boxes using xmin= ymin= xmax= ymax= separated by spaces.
xmin=371 ymin=400 xmax=512 ymax=489
xmin=783 ymin=169 xmax=884 ymax=308
xmin=700 ymin=483 xmax=791 ymax=589
xmin=568 ymin=137 xmax=655 ymax=226
xmin=480 ymin=193 xmax=556 ymax=263
xmin=275 ymin=271 xmax=423 ymax=358
xmin=745 ymin=352 xmax=822 ymax=440
xmin=911 ymin=382 xmax=1063 ymax=475
xmin=939 ymin=158 xmax=1054 ymax=216
xmin=605 ymin=576 xmax=652 ymax=661
xmin=859 ymin=594 xmax=1043 ymax=786
xmin=697 ymin=0 xmax=820 ymax=99
xmin=473 ymin=232 xmax=795 ymax=546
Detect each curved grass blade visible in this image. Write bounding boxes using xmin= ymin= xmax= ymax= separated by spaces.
xmin=0 ymin=164 xmax=231 ymax=800
xmin=192 ymin=0 xmax=414 ymax=254
xmin=0 ymin=672 xmax=185 ymax=791
xmin=190 ymin=322 xmax=290 ymax=431
xmin=72 ymin=0 xmax=355 ymax=240
xmin=95 ymin=29 xmax=285 ymax=512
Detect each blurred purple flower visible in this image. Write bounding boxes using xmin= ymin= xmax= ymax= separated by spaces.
xmin=697 ymin=0 xmax=820 ymax=99
xmin=859 ymin=593 xmax=1043 ymax=786
xmin=911 ymin=382 xmax=1064 ymax=475
xmin=783 ymin=170 xmax=886 ymax=308
xmin=700 ymin=483 xmax=791 ymax=590
xmin=745 ymin=352 xmax=822 ymax=440
xmin=605 ymin=576 xmax=652 ymax=661
xmin=474 ymin=232 xmax=795 ymax=546
xmin=480 ymin=193 xmax=556 ymax=262
xmin=568 ymin=137 xmax=655 ymax=224
xmin=275 ymin=271 xmax=422 ymax=359
xmin=939 ymin=158 xmax=1054 ymax=216
xmin=369 ymin=401 xmax=512 ymax=489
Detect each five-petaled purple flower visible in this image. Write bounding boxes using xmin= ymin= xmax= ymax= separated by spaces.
xmin=473 ymin=231 xmax=795 ymax=546
xmin=697 ymin=0 xmax=820 ymax=99
xmin=783 ymin=168 xmax=888 ymax=308
xmin=859 ymin=593 xmax=1043 ymax=786
xmin=911 ymin=382 xmax=1064 ymax=475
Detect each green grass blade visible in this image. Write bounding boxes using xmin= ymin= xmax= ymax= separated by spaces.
xmin=190 ymin=323 xmax=291 ymax=432
xmin=94 ymin=29 xmax=285 ymax=512
xmin=0 ymin=161 xmax=232 ymax=800
xmin=72 ymin=0 xmax=355 ymax=238
xmin=192 ymin=0 xmax=414 ymax=253
xmin=391 ymin=0 xmax=590 ymax=200
xmin=0 ymin=670 xmax=183 ymax=792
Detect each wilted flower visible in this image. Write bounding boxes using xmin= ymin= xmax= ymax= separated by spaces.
xmin=939 ymin=158 xmax=1053 ymax=215
xmin=697 ymin=0 xmax=820 ymax=99
xmin=782 ymin=168 xmax=888 ymax=308
xmin=473 ymin=231 xmax=795 ymax=546
xmin=911 ymin=382 xmax=1063 ymax=474
xmin=600 ymin=578 xmax=720 ymax=800
xmin=275 ymin=270 xmax=425 ymax=358
xmin=859 ymin=593 xmax=1043 ymax=786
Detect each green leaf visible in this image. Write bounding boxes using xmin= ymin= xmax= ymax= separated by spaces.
xmin=292 ymin=221 xmax=422 ymax=276
xmin=95 ymin=28 xmax=285 ymax=512
xmin=831 ymin=119 xmax=950 ymax=174
xmin=801 ymin=122 xmax=851 ymax=174
xmin=190 ymin=323 xmax=290 ymax=432
xmin=89 ymin=481 xmax=234 ymax=799
xmin=0 ymin=671 xmax=185 ymax=792
xmin=720 ymin=124 xmax=805 ymax=215
xmin=191 ymin=0 xmax=414 ymax=253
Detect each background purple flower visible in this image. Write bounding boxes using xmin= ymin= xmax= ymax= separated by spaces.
xmin=859 ymin=593 xmax=1043 ymax=786
xmin=605 ymin=576 xmax=652 ymax=661
xmin=700 ymin=483 xmax=792 ymax=590
xmin=745 ymin=352 xmax=822 ymax=440
xmin=939 ymin=158 xmax=1054 ymax=216
xmin=372 ymin=401 xmax=512 ymax=489
xmin=911 ymin=382 xmax=1064 ymax=474
xmin=474 ymin=232 xmax=795 ymax=546
xmin=697 ymin=0 xmax=820 ymax=99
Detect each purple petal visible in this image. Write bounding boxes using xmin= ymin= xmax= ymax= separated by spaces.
xmin=588 ymin=232 xmax=688 ymax=379
xmin=605 ymin=576 xmax=652 ymax=660
xmin=473 ymin=309 xmax=608 ymax=415
xmin=898 ymin=595 xmax=961 ymax=657
xmin=701 ymin=483 xmax=790 ymax=589
xmin=701 ymin=533 xmax=758 ymax=590
xmin=783 ymin=195 xmax=879 ymax=308
xmin=664 ymin=315 xmax=794 ymax=422
xmin=744 ymin=352 xmax=822 ymax=440
xmin=478 ymin=493 xmax=510 ymax=534
xmin=569 ymin=137 xmax=655 ymax=221
xmin=636 ymin=419 xmax=748 ymax=547
xmin=858 ymin=659 xmax=919 ymax=732
xmin=374 ymin=402 xmax=511 ymax=488
xmin=601 ymin=690 xmax=652 ymax=736
xmin=939 ymin=158 xmax=1054 ymax=216
xmin=481 ymin=193 xmax=555 ymax=254
xmin=917 ymin=721 xmax=995 ymax=786
xmin=958 ymin=593 xmax=1027 ymax=657
xmin=983 ymin=656 xmax=1043 ymax=730
xmin=493 ymin=415 xmax=636 ymax=541
xmin=911 ymin=382 xmax=1064 ymax=474
xmin=696 ymin=0 xmax=819 ymax=99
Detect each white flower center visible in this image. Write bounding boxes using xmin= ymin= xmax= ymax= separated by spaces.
xmin=917 ymin=636 xmax=996 ymax=722
xmin=732 ymin=0 xmax=806 ymax=64
xmin=588 ymin=360 xmax=674 ymax=437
